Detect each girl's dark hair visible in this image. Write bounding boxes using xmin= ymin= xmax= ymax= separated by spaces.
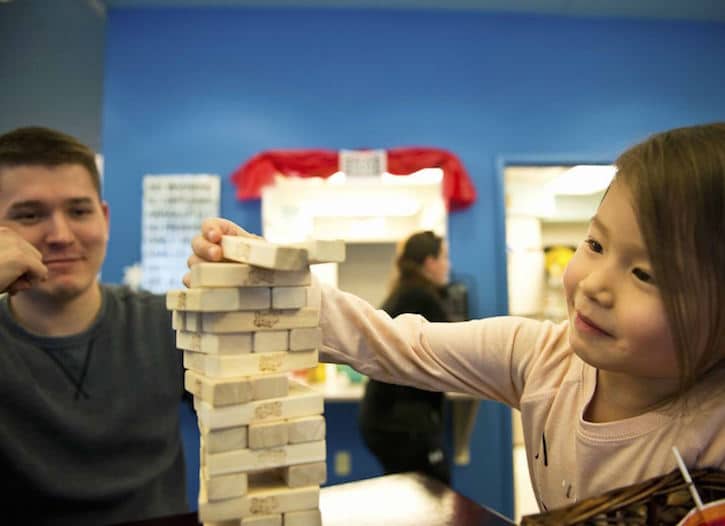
xmin=615 ymin=122 xmax=725 ymax=397
xmin=390 ymin=230 xmax=443 ymax=292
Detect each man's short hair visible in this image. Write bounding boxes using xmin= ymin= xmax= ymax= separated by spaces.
xmin=0 ymin=126 xmax=101 ymax=197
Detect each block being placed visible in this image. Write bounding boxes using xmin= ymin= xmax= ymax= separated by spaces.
xmin=270 ymin=287 xmax=307 ymax=310
xmin=282 ymin=462 xmax=327 ymax=488
xmin=284 ymin=508 xmax=322 ymax=526
xmin=253 ymin=330 xmax=289 ymax=353
xmin=290 ymin=239 xmax=345 ymax=264
xmin=200 ymin=308 xmax=320 ymax=333
xmin=177 ymin=331 xmax=253 ymax=355
xmin=195 ymin=381 xmax=323 ymax=430
xmin=288 ymin=327 xmax=322 ymax=352
xmin=248 ymin=420 xmax=289 ymax=450
xmin=286 ymin=416 xmax=325 ymax=445
xmin=190 ymin=262 xmax=310 ymax=289
xmin=184 ymin=349 xmax=318 ymax=378
xmin=185 ymin=371 xmax=288 ymax=407
xmin=203 ymin=440 xmax=326 ymax=477
xmin=198 ymin=481 xmax=319 ymax=522
xmin=221 ymin=236 xmax=308 ymax=271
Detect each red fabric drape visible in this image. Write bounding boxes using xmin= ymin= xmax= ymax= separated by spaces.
xmin=230 ymin=147 xmax=476 ymax=211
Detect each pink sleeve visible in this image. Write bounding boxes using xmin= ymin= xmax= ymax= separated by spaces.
xmin=318 ymin=281 xmax=567 ymax=408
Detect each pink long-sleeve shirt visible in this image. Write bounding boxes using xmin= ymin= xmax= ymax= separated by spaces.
xmin=316 ymin=282 xmax=725 ymax=512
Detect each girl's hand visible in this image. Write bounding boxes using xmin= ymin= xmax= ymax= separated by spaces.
xmin=184 ymin=217 xmax=261 ymax=287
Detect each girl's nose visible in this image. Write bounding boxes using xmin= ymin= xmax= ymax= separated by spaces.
xmin=579 ymin=267 xmax=614 ymax=308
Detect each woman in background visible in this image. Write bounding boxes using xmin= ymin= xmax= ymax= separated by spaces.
xmin=358 ymin=230 xmax=452 ymax=484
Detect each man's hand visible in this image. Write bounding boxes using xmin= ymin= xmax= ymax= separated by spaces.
xmin=0 ymin=227 xmax=48 ymax=295
xmin=184 ymin=218 xmax=262 ymax=287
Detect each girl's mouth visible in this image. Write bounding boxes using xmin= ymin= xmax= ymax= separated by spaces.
xmin=575 ymin=312 xmax=612 ymax=337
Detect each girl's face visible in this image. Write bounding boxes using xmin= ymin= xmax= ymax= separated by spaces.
xmin=562 ymin=179 xmax=679 ymax=381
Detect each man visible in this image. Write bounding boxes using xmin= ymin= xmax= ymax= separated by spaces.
xmin=0 ymin=127 xmax=187 ymax=525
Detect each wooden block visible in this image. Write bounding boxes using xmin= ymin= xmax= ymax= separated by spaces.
xmin=199 ymin=481 xmax=319 ymax=522
xmin=167 ymin=287 xmax=271 ymax=312
xmin=172 ymin=310 xmax=185 ymax=330
xmin=195 ymin=381 xmax=323 ymax=430
xmin=202 ymin=425 xmax=248 ymax=454
xmin=282 ymin=462 xmax=327 ymax=488
xmin=286 ymin=416 xmax=325 ymax=444
xmin=204 ymin=440 xmax=326 ymax=477
xmin=186 ymin=311 xmax=201 ymax=332
xmin=271 ymin=287 xmax=307 ymax=310
xmin=177 ymin=331 xmax=253 ymax=354
xmin=253 ymin=330 xmax=289 ymax=353
xmin=204 ymin=520 xmax=245 ymax=526
xmin=202 ymin=467 xmax=248 ymax=501
xmin=184 ymin=349 xmax=318 ymax=378
xmin=240 ymin=515 xmax=282 ymax=526
xmin=186 ymin=370 xmax=288 ymax=407
xmin=201 ymin=308 xmax=320 ymax=333
xmin=288 ymin=328 xmax=321 ymax=352
xmin=248 ymin=420 xmax=289 ymax=450
xmin=191 ymin=262 xmax=311 ymax=289
xmin=221 ymin=236 xmax=308 ymax=271
xmin=290 ymin=239 xmax=345 ymax=264
xmin=284 ymin=509 xmax=322 ymax=526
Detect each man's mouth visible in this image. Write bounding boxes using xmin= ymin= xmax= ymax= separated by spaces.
xmin=44 ymin=256 xmax=82 ymax=265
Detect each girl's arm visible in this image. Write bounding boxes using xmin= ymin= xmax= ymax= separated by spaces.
xmin=316 ymin=279 xmax=563 ymax=409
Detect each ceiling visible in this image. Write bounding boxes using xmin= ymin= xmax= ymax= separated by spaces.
xmin=99 ymin=0 xmax=725 ymax=23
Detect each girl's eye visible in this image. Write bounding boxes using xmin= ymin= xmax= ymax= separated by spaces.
xmin=633 ymin=268 xmax=654 ymax=284
xmin=584 ymin=238 xmax=603 ymax=253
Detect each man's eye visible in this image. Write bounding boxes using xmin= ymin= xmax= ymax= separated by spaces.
xmin=633 ymin=268 xmax=654 ymax=284
xmin=10 ymin=212 xmax=39 ymax=222
xmin=584 ymin=238 xmax=603 ymax=253
xmin=70 ymin=208 xmax=92 ymax=217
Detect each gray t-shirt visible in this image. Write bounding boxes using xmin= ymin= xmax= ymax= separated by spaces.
xmin=0 ymin=285 xmax=187 ymax=525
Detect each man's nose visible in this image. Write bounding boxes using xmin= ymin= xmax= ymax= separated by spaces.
xmin=44 ymin=212 xmax=75 ymax=244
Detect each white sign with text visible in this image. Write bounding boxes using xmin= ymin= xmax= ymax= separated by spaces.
xmin=141 ymin=174 xmax=220 ymax=293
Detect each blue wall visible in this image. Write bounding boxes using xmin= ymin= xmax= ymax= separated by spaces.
xmin=102 ymin=7 xmax=725 ymax=517
xmin=0 ymin=0 xmax=105 ymax=151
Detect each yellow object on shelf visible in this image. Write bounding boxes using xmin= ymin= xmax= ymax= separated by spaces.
xmin=306 ymin=363 xmax=327 ymax=383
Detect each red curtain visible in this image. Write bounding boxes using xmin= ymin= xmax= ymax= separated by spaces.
xmin=230 ymin=147 xmax=476 ymax=211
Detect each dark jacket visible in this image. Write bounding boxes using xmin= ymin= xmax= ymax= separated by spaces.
xmin=359 ymin=282 xmax=449 ymax=434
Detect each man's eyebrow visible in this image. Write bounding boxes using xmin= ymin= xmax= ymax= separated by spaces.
xmin=7 ymin=200 xmax=45 ymax=210
xmin=66 ymin=197 xmax=94 ymax=206
xmin=8 ymin=197 xmax=94 ymax=209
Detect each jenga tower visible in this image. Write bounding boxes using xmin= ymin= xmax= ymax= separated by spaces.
xmin=167 ymin=236 xmax=345 ymax=526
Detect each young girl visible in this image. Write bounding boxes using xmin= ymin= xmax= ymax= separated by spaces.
xmin=186 ymin=122 xmax=725 ymax=513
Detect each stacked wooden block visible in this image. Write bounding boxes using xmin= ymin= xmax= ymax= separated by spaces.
xmin=167 ymin=236 xmax=345 ymax=526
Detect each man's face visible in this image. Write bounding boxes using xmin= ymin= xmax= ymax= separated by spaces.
xmin=0 ymin=163 xmax=109 ymax=302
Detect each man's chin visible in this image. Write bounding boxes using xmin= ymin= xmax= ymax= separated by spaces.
xmin=29 ymin=280 xmax=94 ymax=303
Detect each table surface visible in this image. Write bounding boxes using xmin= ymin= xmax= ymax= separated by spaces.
xmin=118 ymin=472 xmax=515 ymax=526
